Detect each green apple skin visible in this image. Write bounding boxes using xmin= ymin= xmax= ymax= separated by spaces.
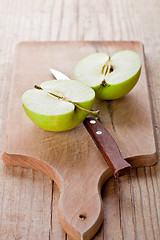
xmin=74 ymin=50 xmax=142 ymax=100
xmin=22 ymin=99 xmax=94 ymax=132
xmin=22 ymin=80 xmax=95 ymax=132
xmin=93 ymin=68 xmax=141 ymax=100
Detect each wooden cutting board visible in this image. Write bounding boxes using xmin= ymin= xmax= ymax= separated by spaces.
xmin=2 ymin=41 xmax=157 ymax=240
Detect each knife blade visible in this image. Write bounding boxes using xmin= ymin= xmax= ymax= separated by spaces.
xmin=50 ymin=68 xmax=70 ymax=80
xmin=49 ymin=68 xmax=131 ymax=177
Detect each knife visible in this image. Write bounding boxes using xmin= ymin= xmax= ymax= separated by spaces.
xmin=49 ymin=68 xmax=131 ymax=177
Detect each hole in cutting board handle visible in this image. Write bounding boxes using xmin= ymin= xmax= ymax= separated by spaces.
xmin=79 ymin=214 xmax=87 ymax=220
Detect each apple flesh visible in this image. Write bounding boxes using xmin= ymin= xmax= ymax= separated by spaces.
xmin=22 ymin=80 xmax=95 ymax=131
xmin=74 ymin=50 xmax=142 ymax=100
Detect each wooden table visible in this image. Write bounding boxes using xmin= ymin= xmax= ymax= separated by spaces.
xmin=0 ymin=1 xmax=160 ymax=239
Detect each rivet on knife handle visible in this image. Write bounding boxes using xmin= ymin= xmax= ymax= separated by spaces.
xmin=83 ymin=116 xmax=131 ymax=178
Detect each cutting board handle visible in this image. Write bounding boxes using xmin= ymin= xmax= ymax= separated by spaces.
xmin=59 ymin=175 xmax=106 ymax=240
xmin=2 ymin=152 xmax=110 ymax=240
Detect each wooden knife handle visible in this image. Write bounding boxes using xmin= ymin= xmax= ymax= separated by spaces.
xmin=83 ymin=117 xmax=131 ymax=177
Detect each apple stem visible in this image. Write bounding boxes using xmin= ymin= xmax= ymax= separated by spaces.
xmin=71 ymin=102 xmax=99 ymax=116
xmin=34 ymin=85 xmax=99 ymax=117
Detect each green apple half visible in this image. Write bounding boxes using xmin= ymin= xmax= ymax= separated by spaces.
xmin=22 ymin=80 xmax=95 ymax=131
xmin=74 ymin=50 xmax=142 ymax=100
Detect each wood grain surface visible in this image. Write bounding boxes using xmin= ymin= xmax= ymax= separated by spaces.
xmin=1 ymin=41 xmax=157 ymax=240
xmin=0 ymin=1 xmax=160 ymax=240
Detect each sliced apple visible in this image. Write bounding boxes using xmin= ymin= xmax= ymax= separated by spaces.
xmin=74 ymin=50 xmax=142 ymax=100
xmin=22 ymin=80 xmax=95 ymax=131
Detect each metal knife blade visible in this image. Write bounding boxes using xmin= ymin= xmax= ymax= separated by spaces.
xmin=50 ymin=68 xmax=70 ymax=80
xmin=49 ymin=68 xmax=131 ymax=177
